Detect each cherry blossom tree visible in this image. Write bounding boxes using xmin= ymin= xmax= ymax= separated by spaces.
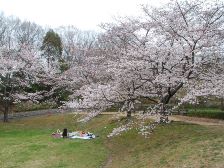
xmin=0 ymin=46 xmax=49 ymax=122
xmin=65 ymin=0 xmax=224 ymax=136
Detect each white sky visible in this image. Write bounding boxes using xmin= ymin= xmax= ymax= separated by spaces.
xmin=0 ymin=0 xmax=169 ymax=31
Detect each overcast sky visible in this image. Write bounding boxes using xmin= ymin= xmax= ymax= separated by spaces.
xmin=0 ymin=0 xmax=170 ymax=31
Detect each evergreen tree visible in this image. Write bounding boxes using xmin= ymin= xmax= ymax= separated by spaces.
xmin=41 ymin=29 xmax=63 ymax=67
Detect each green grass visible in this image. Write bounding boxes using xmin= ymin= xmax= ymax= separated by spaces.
xmin=0 ymin=114 xmax=224 ymax=168
xmin=0 ymin=114 xmax=109 ymax=168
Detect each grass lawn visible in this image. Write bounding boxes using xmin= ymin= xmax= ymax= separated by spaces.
xmin=0 ymin=114 xmax=224 ymax=168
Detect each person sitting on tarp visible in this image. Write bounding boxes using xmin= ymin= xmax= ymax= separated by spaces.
xmin=62 ymin=128 xmax=68 ymax=138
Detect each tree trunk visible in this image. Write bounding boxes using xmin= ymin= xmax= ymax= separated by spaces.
xmin=159 ymin=103 xmax=169 ymax=123
xmin=126 ymin=100 xmax=134 ymax=119
xmin=3 ymin=79 xmax=10 ymax=122
xmin=127 ymin=110 xmax=132 ymax=118
xmin=2 ymin=73 xmax=12 ymax=122
xmin=3 ymin=98 xmax=9 ymax=122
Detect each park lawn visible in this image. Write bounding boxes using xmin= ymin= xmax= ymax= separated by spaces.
xmin=0 ymin=114 xmax=224 ymax=168
xmin=0 ymin=114 xmax=110 ymax=168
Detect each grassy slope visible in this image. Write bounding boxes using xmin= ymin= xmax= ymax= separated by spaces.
xmin=0 ymin=114 xmax=224 ymax=168
xmin=0 ymin=114 xmax=109 ymax=168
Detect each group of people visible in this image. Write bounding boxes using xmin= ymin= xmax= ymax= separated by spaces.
xmin=52 ymin=128 xmax=95 ymax=139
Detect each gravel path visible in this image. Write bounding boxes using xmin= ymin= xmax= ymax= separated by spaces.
xmin=0 ymin=109 xmax=73 ymax=120
xmin=1 ymin=110 xmax=224 ymax=126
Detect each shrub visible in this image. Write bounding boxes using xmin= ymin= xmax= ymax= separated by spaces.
xmin=186 ymin=108 xmax=224 ymax=120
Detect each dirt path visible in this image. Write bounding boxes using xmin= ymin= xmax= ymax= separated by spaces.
xmin=102 ymin=155 xmax=113 ymax=168
xmin=169 ymin=115 xmax=224 ymax=126
xmin=99 ymin=112 xmax=224 ymax=126
xmin=2 ymin=110 xmax=224 ymax=126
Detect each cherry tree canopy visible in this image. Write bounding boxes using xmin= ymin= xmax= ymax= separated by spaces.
xmin=64 ymin=0 xmax=224 ymax=135
xmin=0 ymin=43 xmax=69 ymax=122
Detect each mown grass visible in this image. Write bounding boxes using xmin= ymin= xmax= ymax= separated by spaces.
xmin=0 ymin=114 xmax=224 ymax=168
xmin=0 ymin=114 xmax=110 ymax=168
xmin=107 ymin=123 xmax=224 ymax=168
